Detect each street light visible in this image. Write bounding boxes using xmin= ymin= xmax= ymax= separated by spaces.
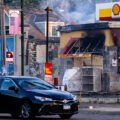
xmin=45 ymin=7 xmax=52 ymax=63
xmin=44 ymin=7 xmax=52 ymax=84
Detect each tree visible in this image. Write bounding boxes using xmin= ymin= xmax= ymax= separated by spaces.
xmin=24 ymin=0 xmax=40 ymax=7
xmin=4 ymin=0 xmax=41 ymax=7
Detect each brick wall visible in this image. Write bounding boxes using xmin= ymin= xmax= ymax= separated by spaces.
xmin=27 ymin=39 xmax=60 ymax=82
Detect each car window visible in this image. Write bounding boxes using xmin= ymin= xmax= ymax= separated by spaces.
xmin=15 ymin=78 xmax=56 ymax=90
xmin=1 ymin=78 xmax=15 ymax=90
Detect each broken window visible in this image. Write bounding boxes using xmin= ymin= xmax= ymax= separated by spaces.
xmin=69 ymin=32 xmax=105 ymax=55
xmin=52 ymin=26 xmax=58 ymax=37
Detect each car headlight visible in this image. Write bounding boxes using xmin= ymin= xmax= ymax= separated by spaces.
xmin=35 ymin=96 xmax=53 ymax=101
xmin=73 ymin=96 xmax=78 ymax=101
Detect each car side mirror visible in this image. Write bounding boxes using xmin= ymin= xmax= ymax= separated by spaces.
xmin=8 ymin=86 xmax=18 ymax=93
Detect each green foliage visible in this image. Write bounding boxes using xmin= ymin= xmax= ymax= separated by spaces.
xmin=117 ymin=98 xmax=120 ymax=103
xmin=89 ymin=100 xmax=97 ymax=104
xmin=24 ymin=0 xmax=40 ymax=7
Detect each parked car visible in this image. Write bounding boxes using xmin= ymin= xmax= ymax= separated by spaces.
xmin=0 ymin=76 xmax=79 ymax=119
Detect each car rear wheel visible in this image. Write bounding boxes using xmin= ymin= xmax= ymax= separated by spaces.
xmin=59 ymin=114 xmax=73 ymax=119
xmin=20 ymin=102 xmax=35 ymax=120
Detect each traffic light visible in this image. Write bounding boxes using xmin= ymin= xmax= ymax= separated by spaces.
xmin=6 ymin=52 xmax=13 ymax=58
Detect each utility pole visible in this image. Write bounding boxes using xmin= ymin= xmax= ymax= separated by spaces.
xmin=45 ymin=7 xmax=52 ymax=63
xmin=1 ymin=0 xmax=6 ymax=75
xmin=21 ymin=0 xmax=24 ymax=76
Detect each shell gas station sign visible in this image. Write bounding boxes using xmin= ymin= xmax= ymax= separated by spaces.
xmin=96 ymin=2 xmax=120 ymax=21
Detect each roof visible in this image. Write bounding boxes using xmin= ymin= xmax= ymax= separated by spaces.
xmin=24 ymin=8 xmax=63 ymax=40
xmin=34 ymin=13 xmax=61 ymax=22
xmin=28 ymin=24 xmax=46 ymax=40
xmin=28 ymin=37 xmax=60 ymax=44
xmin=58 ymin=22 xmax=110 ymax=33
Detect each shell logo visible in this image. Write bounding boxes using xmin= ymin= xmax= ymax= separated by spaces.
xmin=112 ymin=4 xmax=120 ymax=15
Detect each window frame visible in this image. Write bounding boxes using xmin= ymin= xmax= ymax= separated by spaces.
xmin=51 ymin=25 xmax=59 ymax=37
xmin=0 ymin=78 xmax=18 ymax=91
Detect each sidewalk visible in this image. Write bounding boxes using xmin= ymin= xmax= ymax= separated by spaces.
xmin=79 ymin=103 xmax=120 ymax=113
xmin=80 ymin=97 xmax=120 ymax=104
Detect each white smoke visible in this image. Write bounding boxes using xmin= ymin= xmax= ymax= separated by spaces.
xmin=39 ymin=0 xmax=120 ymax=25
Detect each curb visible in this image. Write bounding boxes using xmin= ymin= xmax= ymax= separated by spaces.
xmin=79 ymin=97 xmax=120 ymax=104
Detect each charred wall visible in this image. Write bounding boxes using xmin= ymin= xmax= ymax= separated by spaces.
xmin=75 ymin=31 xmax=105 ymax=55
xmin=103 ymin=47 xmax=119 ymax=92
xmin=59 ymin=26 xmax=120 ymax=92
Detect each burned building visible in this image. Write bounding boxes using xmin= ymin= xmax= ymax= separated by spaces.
xmin=58 ymin=22 xmax=120 ymax=93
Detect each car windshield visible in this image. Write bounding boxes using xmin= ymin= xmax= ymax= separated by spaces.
xmin=15 ymin=78 xmax=55 ymax=90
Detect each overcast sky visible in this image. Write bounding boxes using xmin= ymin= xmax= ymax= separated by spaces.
xmin=39 ymin=0 xmax=120 ymax=24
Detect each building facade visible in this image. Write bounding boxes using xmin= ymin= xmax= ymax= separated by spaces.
xmin=58 ymin=22 xmax=120 ymax=92
xmin=24 ymin=9 xmax=64 ymax=83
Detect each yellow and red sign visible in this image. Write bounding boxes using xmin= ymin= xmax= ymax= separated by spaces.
xmin=96 ymin=2 xmax=120 ymax=21
xmin=99 ymin=8 xmax=112 ymax=20
xmin=45 ymin=63 xmax=52 ymax=75
xmin=45 ymin=63 xmax=52 ymax=84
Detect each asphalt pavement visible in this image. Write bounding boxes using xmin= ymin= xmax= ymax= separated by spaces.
xmin=0 ymin=103 xmax=120 ymax=120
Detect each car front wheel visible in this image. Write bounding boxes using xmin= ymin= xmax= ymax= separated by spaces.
xmin=59 ymin=114 xmax=73 ymax=119
xmin=20 ymin=102 xmax=35 ymax=120
xmin=11 ymin=112 xmax=19 ymax=119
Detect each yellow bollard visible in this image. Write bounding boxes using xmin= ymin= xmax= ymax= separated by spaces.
xmin=89 ymin=106 xmax=93 ymax=110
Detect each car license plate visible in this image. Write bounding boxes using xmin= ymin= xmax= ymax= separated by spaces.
xmin=63 ymin=104 xmax=71 ymax=110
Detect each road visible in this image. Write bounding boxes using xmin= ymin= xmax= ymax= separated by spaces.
xmin=0 ymin=103 xmax=120 ymax=120
xmin=0 ymin=112 xmax=120 ymax=120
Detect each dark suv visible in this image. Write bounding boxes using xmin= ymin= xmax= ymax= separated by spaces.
xmin=0 ymin=76 xmax=79 ymax=119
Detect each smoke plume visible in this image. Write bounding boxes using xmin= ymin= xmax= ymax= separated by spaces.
xmin=39 ymin=0 xmax=120 ymax=25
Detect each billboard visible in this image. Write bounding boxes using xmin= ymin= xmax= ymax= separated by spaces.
xmin=96 ymin=2 xmax=120 ymax=21
xmin=6 ymin=38 xmax=14 ymax=62
xmin=0 ymin=38 xmax=14 ymax=75
xmin=9 ymin=10 xmax=19 ymax=35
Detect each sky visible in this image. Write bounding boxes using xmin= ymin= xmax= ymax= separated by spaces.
xmin=39 ymin=0 xmax=120 ymax=24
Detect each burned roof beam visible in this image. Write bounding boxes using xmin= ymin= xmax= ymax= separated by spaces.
xmin=59 ymin=22 xmax=109 ymax=33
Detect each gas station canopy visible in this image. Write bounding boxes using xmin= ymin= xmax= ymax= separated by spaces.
xmin=96 ymin=2 xmax=120 ymax=21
